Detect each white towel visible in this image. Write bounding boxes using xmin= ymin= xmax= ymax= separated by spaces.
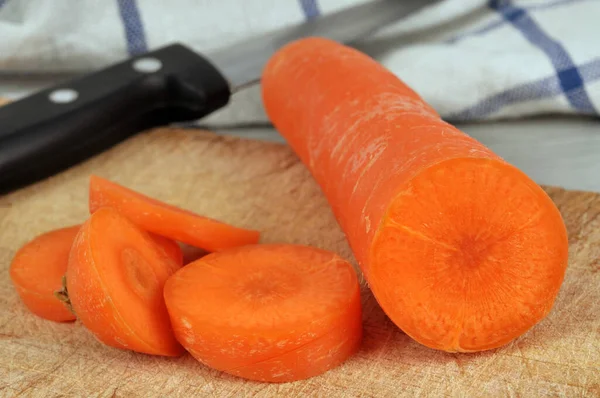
xmin=0 ymin=0 xmax=598 ymax=124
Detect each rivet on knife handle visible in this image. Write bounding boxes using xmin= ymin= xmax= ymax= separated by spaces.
xmin=0 ymin=43 xmax=230 ymax=194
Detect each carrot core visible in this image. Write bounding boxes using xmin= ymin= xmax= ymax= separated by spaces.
xmin=121 ymin=247 xmax=158 ymax=299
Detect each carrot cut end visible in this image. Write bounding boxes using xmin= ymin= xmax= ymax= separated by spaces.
xmin=369 ymin=158 xmax=569 ymax=352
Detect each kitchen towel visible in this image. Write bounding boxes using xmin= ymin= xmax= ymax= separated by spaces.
xmin=0 ymin=0 xmax=598 ymax=123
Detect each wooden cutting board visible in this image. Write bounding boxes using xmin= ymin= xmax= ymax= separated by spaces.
xmin=0 ymin=128 xmax=598 ymax=397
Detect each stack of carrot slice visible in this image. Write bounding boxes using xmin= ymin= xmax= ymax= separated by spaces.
xmin=9 ymin=175 xmax=363 ymax=382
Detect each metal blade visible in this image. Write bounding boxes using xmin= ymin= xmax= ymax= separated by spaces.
xmin=207 ymin=0 xmax=438 ymax=92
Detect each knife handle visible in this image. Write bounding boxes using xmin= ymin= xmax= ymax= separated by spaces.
xmin=0 ymin=43 xmax=230 ymax=194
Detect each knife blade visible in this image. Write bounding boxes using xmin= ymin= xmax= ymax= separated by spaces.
xmin=209 ymin=0 xmax=434 ymax=91
xmin=0 ymin=0 xmax=436 ymax=194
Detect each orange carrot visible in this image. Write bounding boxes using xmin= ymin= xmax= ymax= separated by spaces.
xmin=9 ymin=225 xmax=181 ymax=323
xmin=9 ymin=226 xmax=80 ymax=322
xmin=67 ymin=207 xmax=183 ymax=356
xmin=262 ymin=38 xmax=569 ymax=352
xmin=149 ymin=233 xmax=183 ymax=267
xmin=164 ymin=244 xmax=362 ymax=382
xmin=89 ymin=175 xmax=260 ymax=252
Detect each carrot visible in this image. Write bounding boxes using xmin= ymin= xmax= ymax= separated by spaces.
xmin=9 ymin=226 xmax=81 ymax=322
xmin=9 ymin=224 xmax=181 ymax=323
xmin=149 ymin=233 xmax=184 ymax=267
xmin=67 ymin=207 xmax=184 ymax=356
xmin=163 ymin=244 xmax=362 ymax=382
xmin=261 ymin=38 xmax=569 ymax=352
xmin=89 ymin=175 xmax=260 ymax=252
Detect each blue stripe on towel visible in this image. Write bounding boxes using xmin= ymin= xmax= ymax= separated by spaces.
xmin=0 ymin=0 xmax=8 ymax=8
xmin=490 ymin=0 xmax=596 ymax=113
xmin=447 ymin=57 xmax=600 ymax=121
xmin=299 ymin=0 xmax=321 ymax=20
xmin=447 ymin=0 xmax=591 ymax=44
xmin=116 ymin=0 xmax=148 ymax=55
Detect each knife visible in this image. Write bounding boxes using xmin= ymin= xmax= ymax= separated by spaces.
xmin=0 ymin=0 xmax=435 ymax=194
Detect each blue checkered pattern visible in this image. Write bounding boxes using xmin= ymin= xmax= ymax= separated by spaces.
xmin=447 ymin=0 xmax=593 ymax=44
xmin=115 ymin=0 xmax=322 ymax=54
xmin=299 ymin=0 xmax=321 ymax=20
xmin=113 ymin=0 xmax=323 ymax=53
xmin=116 ymin=0 xmax=148 ymax=55
xmin=447 ymin=0 xmax=599 ymax=121
xmin=3 ymin=0 xmax=594 ymax=123
xmin=106 ymin=0 xmax=595 ymax=122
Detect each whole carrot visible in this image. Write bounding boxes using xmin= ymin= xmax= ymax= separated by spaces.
xmin=262 ymin=38 xmax=569 ymax=352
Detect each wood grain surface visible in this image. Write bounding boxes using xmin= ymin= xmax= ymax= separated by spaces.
xmin=1 ymin=128 xmax=598 ymax=397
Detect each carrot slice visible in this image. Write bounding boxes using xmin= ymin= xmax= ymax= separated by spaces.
xmin=262 ymin=38 xmax=569 ymax=352
xmin=9 ymin=225 xmax=181 ymax=323
xmin=89 ymin=175 xmax=260 ymax=252
xmin=67 ymin=207 xmax=184 ymax=356
xmin=9 ymin=226 xmax=80 ymax=322
xmin=149 ymin=233 xmax=183 ymax=267
xmin=164 ymin=244 xmax=362 ymax=382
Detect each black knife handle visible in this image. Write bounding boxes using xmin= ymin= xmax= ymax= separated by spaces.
xmin=0 ymin=43 xmax=230 ymax=194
